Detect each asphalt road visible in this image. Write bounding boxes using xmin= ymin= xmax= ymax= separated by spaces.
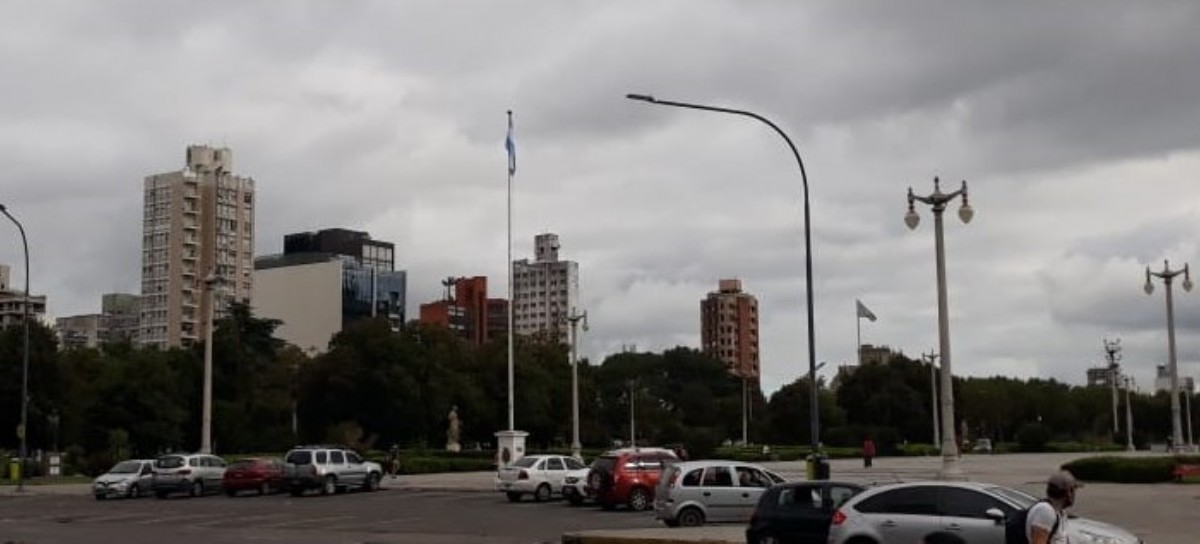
xmin=0 ymin=488 xmax=662 ymax=544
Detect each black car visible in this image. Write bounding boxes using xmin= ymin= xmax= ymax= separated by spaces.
xmin=746 ymin=481 xmax=866 ymax=544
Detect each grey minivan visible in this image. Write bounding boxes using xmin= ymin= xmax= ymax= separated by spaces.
xmin=654 ymin=460 xmax=786 ymax=527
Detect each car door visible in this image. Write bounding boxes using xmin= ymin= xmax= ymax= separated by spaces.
xmin=328 ymin=450 xmax=354 ymax=485
xmin=936 ymin=487 xmax=1011 ymax=544
xmin=771 ymin=484 xmax=827 ymax=541
xmin=853 ymin=486 xmax=942 ymax=543
xmin=138 ymin=461 xmax=155 ymax=490
xmin=732 ymin=466 xmax=773 ymax=521
xmin=207 ymin=456 xmax=226 ymax=489
xmin=544 ymin=457 xmax=567 ymax=491
xmin=345 ymin=451 xmax=368 ymax=484
xmin=699 ymin=465 xmax=741 ymax=522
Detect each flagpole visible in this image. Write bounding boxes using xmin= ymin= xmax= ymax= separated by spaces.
xmin=506 ymin=110 xmax=515 ymax=432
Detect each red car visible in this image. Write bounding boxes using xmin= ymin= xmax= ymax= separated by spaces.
xmin=222 ymin=457 xmax=285 ymax=497
xmin=585 ymin=447 xmax=679 ymax=511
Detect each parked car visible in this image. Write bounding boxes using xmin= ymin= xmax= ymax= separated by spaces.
xmin=494 ymin=454 xmax=588 ymax=502
xmin=151 ymin=453 xmax=227 ymax=499
xmin=92 ymin=459 xmax=156 ymax=500
xmin=585 ymin=447 xmax=679 ymax=511
xmin=222 ymin=457 xmax=285 ymax=497
xmin=562 ymin=463 xmax=595 ymax=506
xmin=745 ymin=480 xmax=866 ymax=543
xmin=827 ymin=481 xmax=1140 ymax=544
xmin=282 ymin=445 xmax=383 ymax=496
xmin=971 ymin=438 xmax=994 ymax=454
xmin=653 ymin=460 xmax=787 ymax=527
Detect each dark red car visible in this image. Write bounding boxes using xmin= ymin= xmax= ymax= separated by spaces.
xmin=222 ymin=457 xmax=285 ymax=497
xmin=585 ymin=447 xmax=679 ymax=511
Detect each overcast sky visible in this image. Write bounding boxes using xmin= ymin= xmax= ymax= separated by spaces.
xmin=2 ymin=1 xmax=1199 ymax=395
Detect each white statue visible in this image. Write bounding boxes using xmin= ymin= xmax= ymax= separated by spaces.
xmin=446 ymin=405 xmax=462 ymax=453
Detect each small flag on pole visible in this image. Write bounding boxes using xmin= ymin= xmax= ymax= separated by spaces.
xmin=505 ymin=110 xmax=516 ymax=176
xmin=856 ymin=299 xmax=877 ymax=322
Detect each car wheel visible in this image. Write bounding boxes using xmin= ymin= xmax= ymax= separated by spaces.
xmin=155 ymin=491 xmax=168 ymax=499
xmin=127 ymin=484 xmax=140 ymax=499
xmin=321 ymin=476 xmax=337 ymax=496
xmin=363 ymin=472 xmax=380 ymax=492
xmin=662 ymin=518 xmax=680 ymax=528
xmin=534 ymin=484 xmax=552 ymax=502
xmin=190 ymin=481 xmax=203 ymax=498
xmin=677 ymin=507 xmax=705 ymax=527
xmin=505 ymin=491 xmax=522 ymax=502
xmin=627 ymin=487 xmax=651 ymax=511
xmin=260 ymin=482 xmax=272 ymax=495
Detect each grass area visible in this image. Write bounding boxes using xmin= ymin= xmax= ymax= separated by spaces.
xmin=1062 ymin=455 xmax=1200 ymax=483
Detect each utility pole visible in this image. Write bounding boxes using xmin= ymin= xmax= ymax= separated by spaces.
xmin=1103 ymin=338 xmax=1122 ymax=436
xmin=565 ymin=308 xmax=588 ymax=460
xmin=1124 ymin=375 xmax=1135 ymax=452
xmin=924 ymin=350 xmax=940 ymax=447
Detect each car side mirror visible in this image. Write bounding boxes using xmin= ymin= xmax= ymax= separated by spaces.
xmin=985 ymin=508 xmax=1006 ymax=524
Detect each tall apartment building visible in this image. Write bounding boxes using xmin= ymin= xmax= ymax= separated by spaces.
xmin=139 ymin=145 xmax=255 ymax=349
xmin=102 ymin=293 xmax=140 ymax=343
xmin=512 ymin=234 xmax=579 ymax=340
xmin=253 ymin=229 xmax=406 ymax=354
xmin=418 ymin=276 xmax=509 ymax=346
xmin=0 ymin=263 xmax=47 ymax=330
xmin=700 ymin=279 xmax=760 ymax=378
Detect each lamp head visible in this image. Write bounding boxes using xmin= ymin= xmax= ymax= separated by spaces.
xmin=626 ymin=93 xmax=656 ymax=103
xmin=1144 ymin=268 xmax=1154 ymax=295
xmin=1184 ymin=264 xmax=1193 ymax=292
xmin=958 ymin=181 xmax=974 ymax=223
xmin=904 ymin=188 xmax=920 ymax=230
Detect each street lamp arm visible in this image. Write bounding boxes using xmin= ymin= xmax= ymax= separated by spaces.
xmin=0 ymin=203 xmax=31 ymax=492
xmin=626 ymin=92 xmax=820 ymax=456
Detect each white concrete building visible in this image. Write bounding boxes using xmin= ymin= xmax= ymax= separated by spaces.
xmin=139 ymin=145 xmax=255 ymax=348
xmin=512 ymin=233 xmax=579 ymax=340
xmin=1156 ymin=364 xmax=1196 ymax=394
xmin=0 ymin=263 xmax=47 ymax=330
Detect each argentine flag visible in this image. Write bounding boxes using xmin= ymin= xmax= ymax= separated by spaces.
xmin=505 ymin=111 xmax=516 ymax=176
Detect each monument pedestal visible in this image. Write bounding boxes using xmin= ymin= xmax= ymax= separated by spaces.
xmin=494 ymin=429 xmax=529 ymax=468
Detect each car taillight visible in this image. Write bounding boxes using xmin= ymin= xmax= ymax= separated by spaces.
xmin=518 ymin=470 xmax=529 ymax=480
xmin=831 ymin=509 xmax=847 ymax=526
xmin=177 ymin=469 xmax=191 ymax=476
xmin=668 ymin=470 xmax=680 ymax=488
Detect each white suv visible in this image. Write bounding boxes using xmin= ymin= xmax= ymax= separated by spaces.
xmin=151 ymin=453 xmax=227 ymax=498
xmin=283 ymin=445 xmax=383 ymax=496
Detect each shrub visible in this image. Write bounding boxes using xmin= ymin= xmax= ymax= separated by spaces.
xmin=1061 ymin=455 xmax=1200 ymax=483
xmin=1016 ymin=423 xmax=1051 ymax=452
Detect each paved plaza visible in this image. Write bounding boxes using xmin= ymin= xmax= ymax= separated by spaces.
xmin=1 ymin=452 xmax=1196 ymax=543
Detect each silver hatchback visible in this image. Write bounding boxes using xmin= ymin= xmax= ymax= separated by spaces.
xmin=828 ymin=481 xmax=1141 ymax=544
xmin=654 ymin=460 xmax=786 ymax=527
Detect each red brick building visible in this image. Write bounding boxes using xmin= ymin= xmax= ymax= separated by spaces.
xmin=700 ymin=279 xmax=760 ymax=378
xmin=419 ymin=276 xmax=508 ymax=346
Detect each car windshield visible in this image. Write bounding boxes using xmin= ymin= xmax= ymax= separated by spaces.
xmin=285 ymin=451 xmax=312 ymax=465
xmin=987 ymin=486 xmax=1038 ymax=509
xmin=511 ymin=457 xmax=539 ymax=468
xmin=109 ymin=461 xmax=142 ymax=474
xmin=155 ymin=456 xmax=185 ymax=469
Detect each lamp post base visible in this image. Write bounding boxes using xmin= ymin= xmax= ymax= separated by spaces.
xmin=938 ymin=454 xmax=967 ymax=481
xmin=495 ymin=430 xmax=529 ymax=468
xmin=570 ymin=441 xmax=582 ymax=462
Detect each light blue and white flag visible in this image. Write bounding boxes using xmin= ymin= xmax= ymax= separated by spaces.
xmin=505 ymin=111 xmax=516 ymax=176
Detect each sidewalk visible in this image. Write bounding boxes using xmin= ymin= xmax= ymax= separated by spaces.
xmin=0 ymin=472 xmax=501 ymax=497
xmin=562 ymin=527 xmax=742 ymax=544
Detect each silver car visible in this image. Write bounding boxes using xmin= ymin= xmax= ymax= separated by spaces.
xmin=828 ymin=481 xmax=1141 ymax=544
xmin=654 ymin=460 xmax=786 ymax=527
xmin=93 ymin=459 xmax=155 ymax=500
xmin=151 ymin=453 xmax=227 ymax=498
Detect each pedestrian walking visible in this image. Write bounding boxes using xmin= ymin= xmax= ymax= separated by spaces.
xmin=1006 ymin=470 xmax=1080 ymax=544
xmin=862 ymin=437 xmax=876 ymax=468
xmin=387 ymin=444 xmax=401 ymax=478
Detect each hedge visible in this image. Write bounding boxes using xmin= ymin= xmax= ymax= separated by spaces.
xmin=1061 ymin=455 xmax=1200 ymax=483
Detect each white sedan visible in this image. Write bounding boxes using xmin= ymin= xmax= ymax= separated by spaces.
xmin=495 ymin=454 xmax=588 ymax=502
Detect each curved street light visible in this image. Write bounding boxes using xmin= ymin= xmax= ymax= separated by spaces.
xmin=1144 ymin=259 xmax=1192 ymax=452
xmin=626 ymin=93 xmax=822 ymax=461
xmin=905 ymin=177 xmax=972 ymax=480
xmin=0 ymin=203 xmax=31 ymax=492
